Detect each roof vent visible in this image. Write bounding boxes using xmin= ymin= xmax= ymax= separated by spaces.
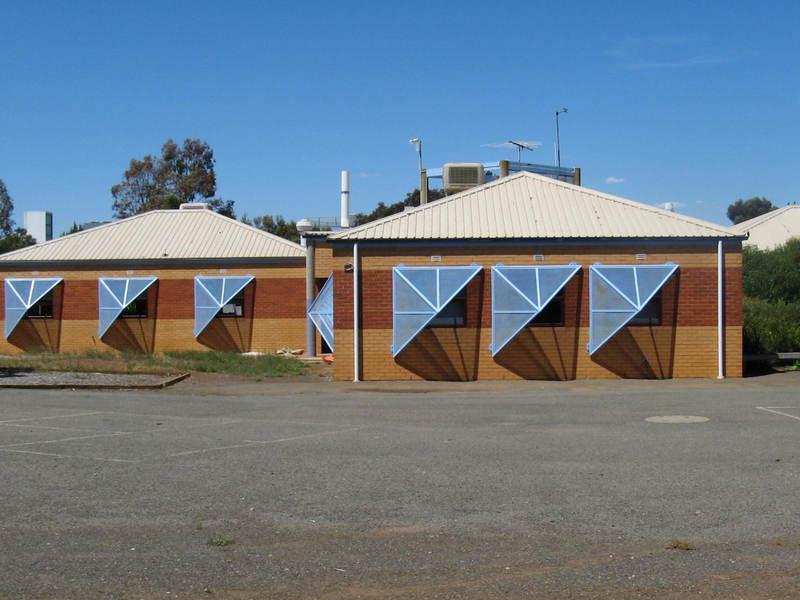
xmin=179 ymin=203 xmax=210 ymax=210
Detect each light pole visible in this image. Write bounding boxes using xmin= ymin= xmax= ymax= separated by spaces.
xmin=409 ymin=138 xmax=428 ymax=205
xmin=555 ymin=108 xmax=568 ymax=168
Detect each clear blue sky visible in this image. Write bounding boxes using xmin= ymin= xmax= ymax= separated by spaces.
xmin=1 ymin=1 xmax=798 ymax=234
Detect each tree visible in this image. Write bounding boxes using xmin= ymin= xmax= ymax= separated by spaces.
xmin=111 ymin=138 xmax=235 ymax=218
xmin=351 ymin=187 xmax=447 ymax=226
xmin=61 ymin=222 xmax=84 ymax=237
xmin=0 ymin=179 xmax=36 ymax=254
xmin=727 ymin=197 xmax=776 ymax=225
xmin=242 ymin=214 xmax=300 ymax=242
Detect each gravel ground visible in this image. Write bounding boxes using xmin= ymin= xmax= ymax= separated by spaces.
xmin=0 ymin=368 xmax=180 ymax=387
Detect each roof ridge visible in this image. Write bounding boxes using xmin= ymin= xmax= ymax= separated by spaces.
xmin=732 ymin=205 xmax=794 ymax=231
xmin=329 ymin=172 xmax=529 ymax=239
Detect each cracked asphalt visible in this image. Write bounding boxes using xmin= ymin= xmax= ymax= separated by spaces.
xmin=1 ymin=372 xmax=799 ymax=599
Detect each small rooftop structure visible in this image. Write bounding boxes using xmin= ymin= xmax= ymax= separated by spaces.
xmin=0 ymin=208 xmax=305 ymax=263
xmin=329 ymin=171 xmax=741 ymax=242
xmin=731 ymin=206 xmax=800 ymax=250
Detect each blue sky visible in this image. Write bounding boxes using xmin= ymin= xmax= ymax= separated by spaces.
xmin=1 ymin=1 xmax=798 ymax=234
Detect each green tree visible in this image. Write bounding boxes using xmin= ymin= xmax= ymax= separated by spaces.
xmin=351 ymin=187 xmax=447 ymax=226
xmin=242 ymin=214 xmax=300 ymax=242
xmin=60 ymin=222 xmax=84 ymax=237
xmin=0 ymin=179 xmax=36 ymax=253
xmin=111 ymin=138 xmax=235 ymax=218
xmin=727 ymin=197 xmax=776 ymax=225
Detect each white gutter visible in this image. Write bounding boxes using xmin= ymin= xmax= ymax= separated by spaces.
xmin=353 ymin=242 xmax=360 ymax=382
xmin=717 ymin=240 xmax=724 ymax=379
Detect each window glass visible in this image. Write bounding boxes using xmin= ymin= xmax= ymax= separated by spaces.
xmin=27 ymin=291 xmax=53 ymax=319
xmin=528 ymin=291 xmax=564 ymax=327
xmin=121 ymin=295 xmax=148 ymax=318
xmin=428 ymin=290 xmax=466 ymax=327
xmin=220 ymin=290 xmax=245 ymax=317
xmin=629 ymin=293 xmax=662 ymax=325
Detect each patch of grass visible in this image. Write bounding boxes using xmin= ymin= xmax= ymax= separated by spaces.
xmin=207 ymin=536 xmax=235 ymax=547
xmin=666 ymin=539 xmax=695 ymax=551
xmin=0 ymin=350 xmax=307 ymax=378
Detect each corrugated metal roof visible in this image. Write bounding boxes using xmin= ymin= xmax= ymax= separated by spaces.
xmin=0 ymin=208 xmax=305 ymax=262
xmin=330 ymin=172 xmax=740 ymax=241
xmin=731 ymin=206 xmax=800 ymax=250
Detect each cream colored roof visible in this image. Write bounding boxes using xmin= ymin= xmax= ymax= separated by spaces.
xmin=0 ymin=207 xmax=305 ymax=262
xmin=331 ymin=171 xmax=740 ymax=241
xmin=731 ymin=206 xmax=800 ymax=250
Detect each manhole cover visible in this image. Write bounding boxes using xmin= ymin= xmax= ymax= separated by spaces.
xmin=645 ymin=415 xmax=709 ymax=423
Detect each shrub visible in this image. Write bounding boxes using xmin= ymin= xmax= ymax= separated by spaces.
xmin=743 ymin=297 xmax=800 ymax=354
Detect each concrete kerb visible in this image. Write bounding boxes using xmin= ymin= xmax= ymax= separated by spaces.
xmin=0 ymin=372 xmax=191 ymax=390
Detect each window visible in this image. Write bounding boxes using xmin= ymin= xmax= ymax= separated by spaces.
xmin=26 ymin=291 xmax=53 ymax=319
xmin=629 ymin=293 xmax=662 ymax=326
xmin=528 ymin=291 xmax=564 ymax=327
xmin=219 ymin=290 xmax=245 ymax=317
xmin=121 ymin=294 xmax=148 ymax=318
xmin=427 ymin=290 xmax=466 ymax=327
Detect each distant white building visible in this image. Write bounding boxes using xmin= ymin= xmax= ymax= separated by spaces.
xmin=732 ymin=206 xmax=800 ymax=250
xmin=23 ymin=211 xmax=53 ymax=244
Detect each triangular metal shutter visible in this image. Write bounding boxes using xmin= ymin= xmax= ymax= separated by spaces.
xmin=98 ymin=276 xmax=157 ymax=337
xmin=588 ymin=264 xmax=677 ymax=354
xmin=490 ymin=264 xmax=580 ymax=355
xmin=194 ymin=275 xmax=254 ymax=337
xmin=308 ymin=274 xmax=335 ymax=351
xmin=4 ymin=278 xmax=63 ymax=338
xmin=392 ymin=265 xmax=481 ymax=356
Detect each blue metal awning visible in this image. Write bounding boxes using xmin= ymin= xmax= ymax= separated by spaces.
xmin=4 ymin=277 xmax=62 ymax=337
xmin=308 ymin=274 xmax=334 ymax=351
xmin=194 ymin=275 xmax=254 ymax=337
xmin=490 ymin=264 xmax=580 ymax=355
xmin=392 ymin=265 xmax=481 ymax=356
xmin=588 ymin=264 xmax=678 ymax=354
xmin=98 ymin=276 xmax=157 ymax=337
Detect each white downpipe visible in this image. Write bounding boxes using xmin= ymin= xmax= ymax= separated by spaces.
xmin=353 ymin=242 xmax=360 ymax=382
xmin=717 ymin=240 xmax=724 ymax=379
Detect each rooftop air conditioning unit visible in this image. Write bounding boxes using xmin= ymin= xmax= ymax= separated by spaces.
xmin=443 ymin=163 xmax=485 ymax=191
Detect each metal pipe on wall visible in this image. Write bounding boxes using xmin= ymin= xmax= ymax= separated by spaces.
xmin=305 ymin=239 xmax=316 ymax=358
xmin=353 ymin=242 xmax=360 ymax=382
xmin=717 ymin=240 xmax=724 ymax=379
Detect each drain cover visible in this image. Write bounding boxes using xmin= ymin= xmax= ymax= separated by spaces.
xmin=645 ymin=415 xmax=709 ymax=423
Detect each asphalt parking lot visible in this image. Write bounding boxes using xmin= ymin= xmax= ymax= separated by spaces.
xmin=1 ymin=374 xmax=799 ymax=599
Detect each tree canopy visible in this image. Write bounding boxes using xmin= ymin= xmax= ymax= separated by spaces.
xmin=351 ymin=188 xmax=447 ymax=226
xmin=111 ymin=138 xmax=235 ymax=218
xmin=0 ymin=179 xmax=36 ymax=254
xmin=727 ymin=197 xmax=776 ymax=225
xmin=241 ymin=214 xmax=300 ymax=243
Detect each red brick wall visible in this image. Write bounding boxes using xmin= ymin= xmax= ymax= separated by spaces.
xmin=332 ymin=242 xmax=744 ymax=381
xmin=0 ymin=262 xmax=307 ymax=354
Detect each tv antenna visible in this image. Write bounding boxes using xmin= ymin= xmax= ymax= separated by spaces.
xmin=508 ymin=140 xmax=536 ymax=164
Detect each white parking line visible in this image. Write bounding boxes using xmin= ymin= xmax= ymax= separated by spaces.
xmin=756 ymin=406 xmax=800 ymax=421
xmin=0 ymin=431 xmax=132 ymax=449
xmin=0 ymin=411 xmax=103 ymax=424
xmin=170 ymin=426 xmax=370 ymax=457
xmin=0 ymin=447 xmax=141 ymax=463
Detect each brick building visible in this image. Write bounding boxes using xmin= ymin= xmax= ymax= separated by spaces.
xmin=315 ymin=172 xmax=744 ymax=381
xmin=0 ymin=204 xmax=307 ymax=354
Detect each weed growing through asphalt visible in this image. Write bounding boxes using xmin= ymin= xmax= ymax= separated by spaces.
xmin=666 ymin=539 xmax=695 ymax=551
xmin=207 ymin=536 xmax=235 ymax=547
